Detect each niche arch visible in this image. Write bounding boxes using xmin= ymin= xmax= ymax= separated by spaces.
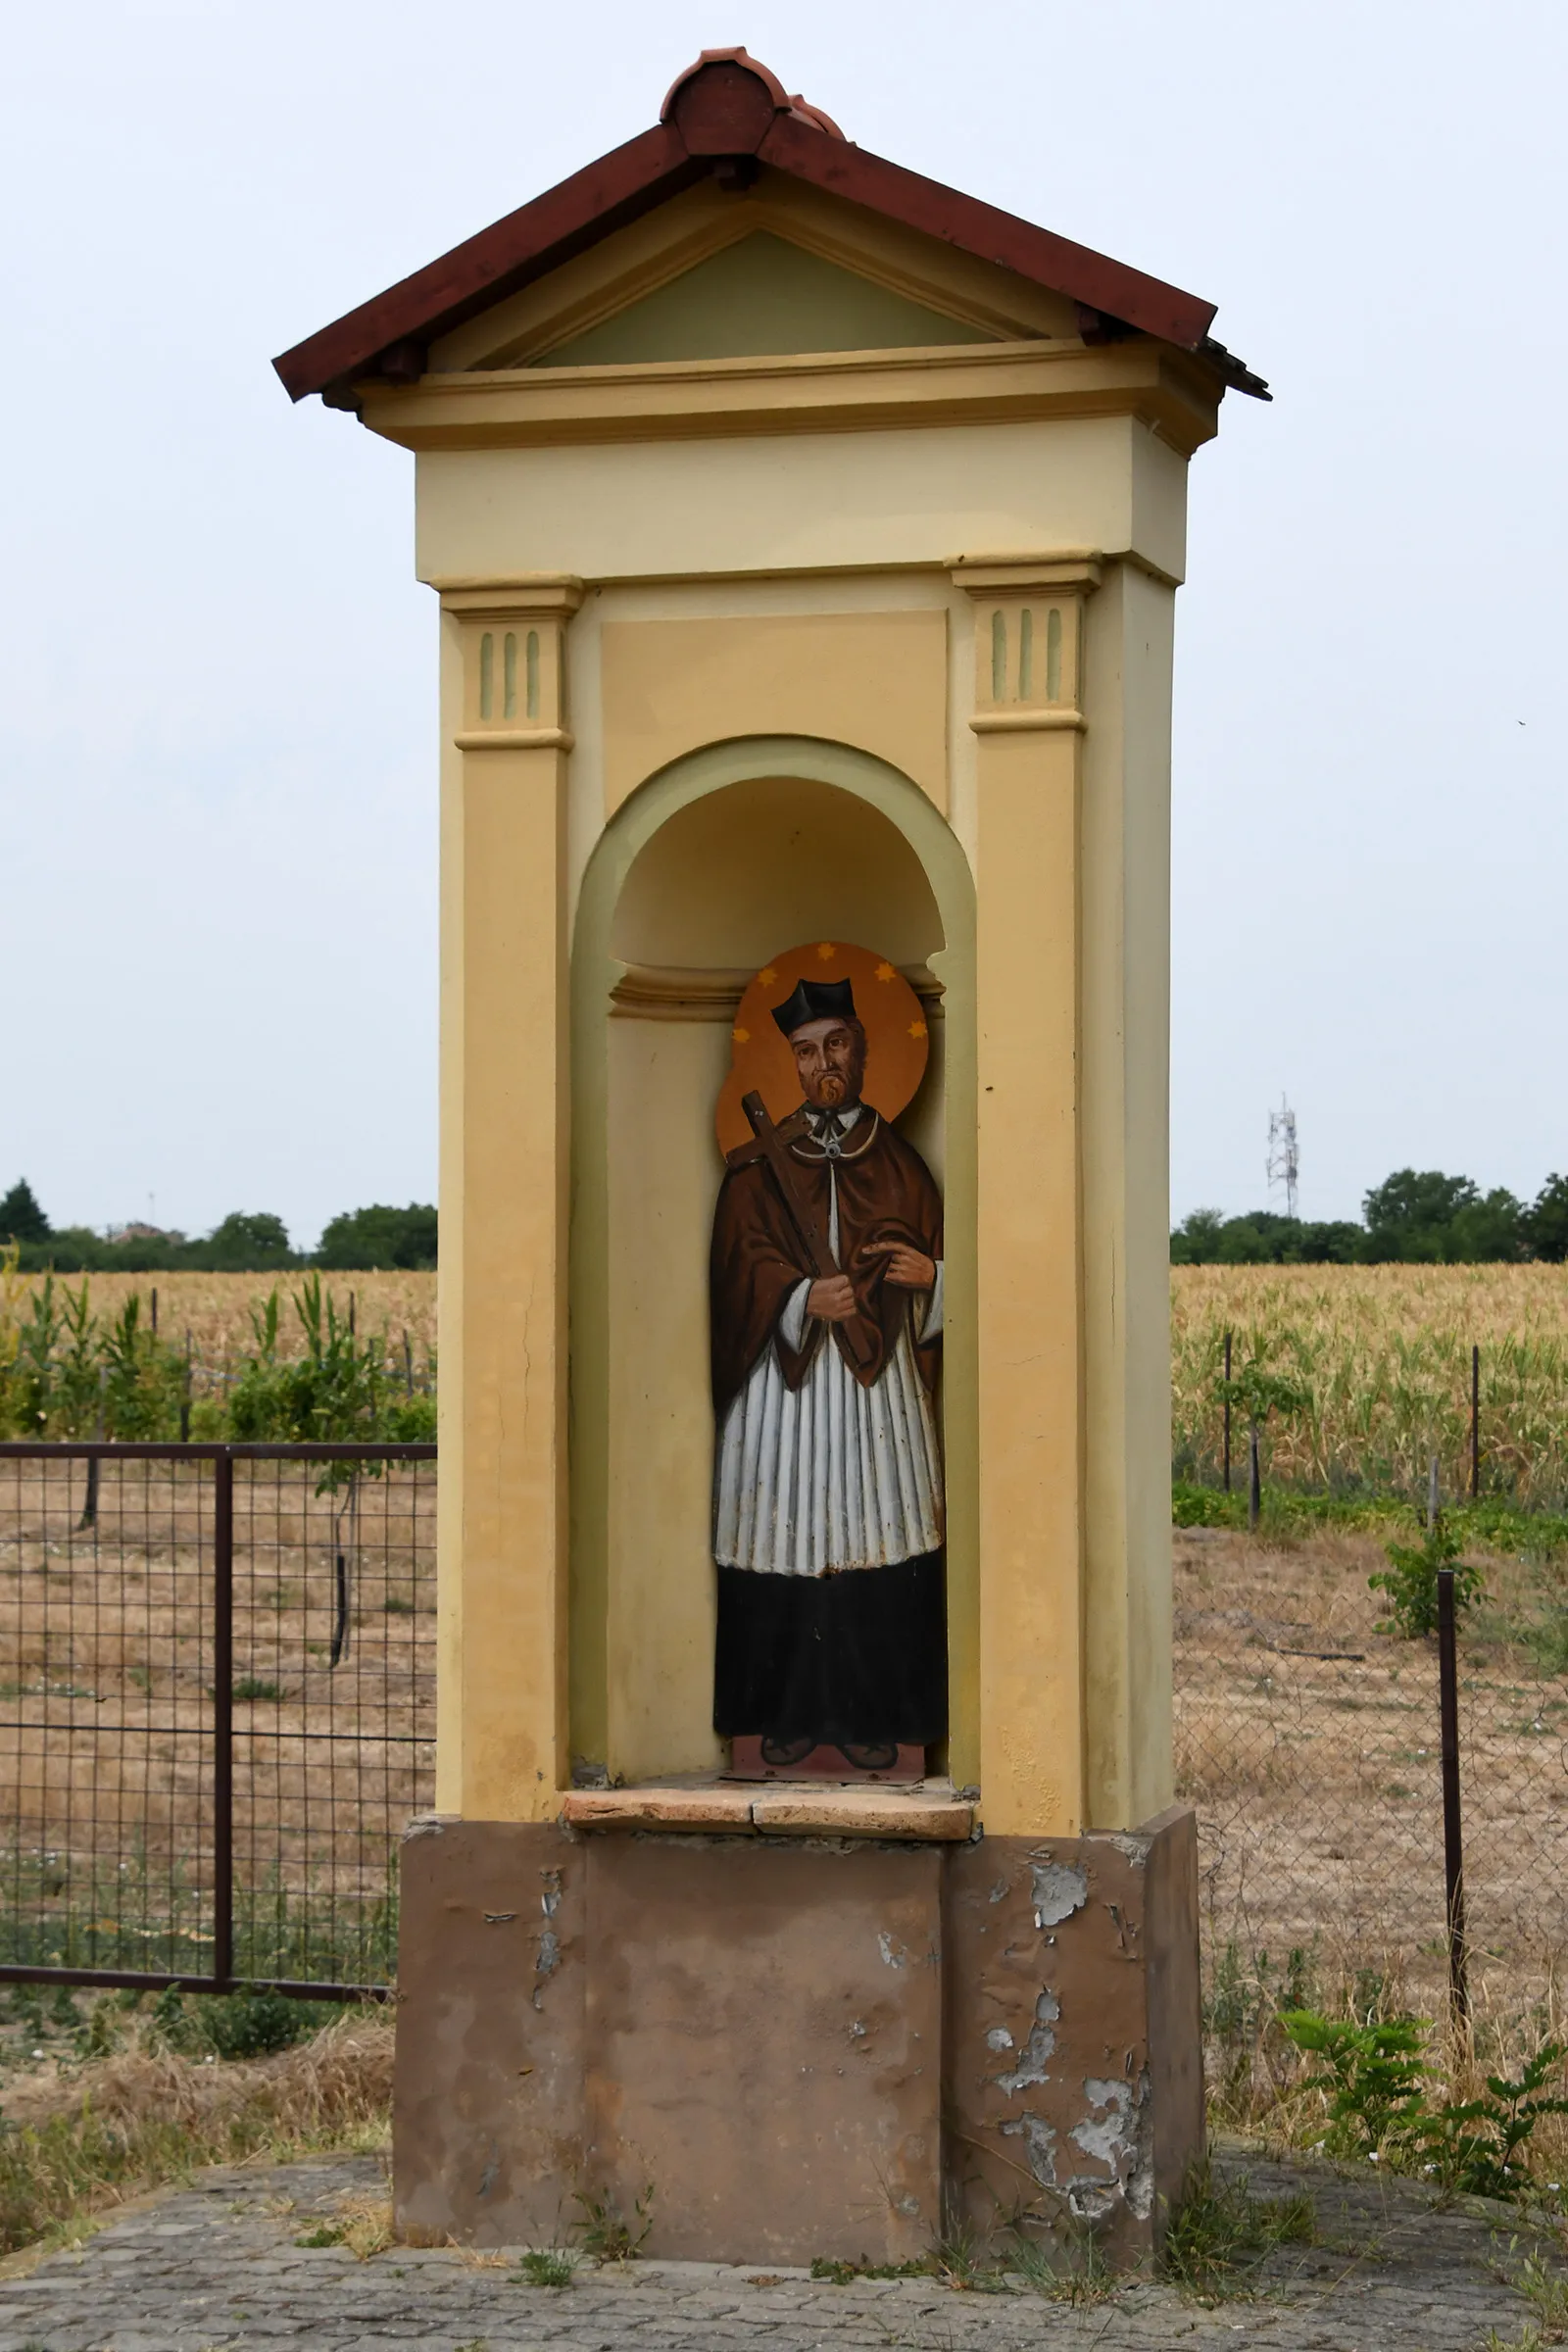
xmin=569 ymin=737 xmax=978 ymax=1788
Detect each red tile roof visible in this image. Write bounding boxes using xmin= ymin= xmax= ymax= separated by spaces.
xmin=273 ymin=49 xmax=1266 ymax=405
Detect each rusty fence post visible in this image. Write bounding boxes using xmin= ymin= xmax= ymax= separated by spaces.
xmin=212 ymin=1448 xmax=234 ymax=1992
xmin=1437 ymin=1564 xmax=1469 ymax=2023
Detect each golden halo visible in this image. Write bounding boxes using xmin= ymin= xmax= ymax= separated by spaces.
xmin=716 ymin=940 xmax=930 ymax=1157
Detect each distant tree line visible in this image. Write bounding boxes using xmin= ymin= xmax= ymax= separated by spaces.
xmin=1172 ymin=1169 xmax=1568 ymax=1265
xmin=0 ymin=1181 xmax=437 ymax=1274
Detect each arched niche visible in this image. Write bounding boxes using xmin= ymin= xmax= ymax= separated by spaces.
xmin=569 ymin=738 xmax=977 ymax=1788
xmin=611 ymin=772 xmax=945 ymax=968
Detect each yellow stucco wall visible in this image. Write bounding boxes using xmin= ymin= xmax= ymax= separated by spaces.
xmin=600 ymin=612 xmax=950 ymax=814
xmin=379 ymin=236 xmax=1217 ymax=1833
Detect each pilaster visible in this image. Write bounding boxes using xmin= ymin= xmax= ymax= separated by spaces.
xmin=955 ymin=553 xmax=1101 ymax=1837
xmin=437 ymin=574 xmax=583 ymax=1820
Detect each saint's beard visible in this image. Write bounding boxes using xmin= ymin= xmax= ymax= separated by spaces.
xmin=803 ymin=1054 xmax=865 ymax=1110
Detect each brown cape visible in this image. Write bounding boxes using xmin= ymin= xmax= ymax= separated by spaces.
xmin=710 ymin=1106 xmax=943 ymax=1417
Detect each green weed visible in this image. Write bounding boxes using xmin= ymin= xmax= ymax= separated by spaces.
xmin=1487 ymin=2245 xmax=1568 ymax=2347
xmin=1161 ymin=2162 xmax=1314 ymax=2302
xmin=573 ymin=2182 xmax=653 ymax=2261
xmin=516 ymin=2249 xmax=574 ymax=2286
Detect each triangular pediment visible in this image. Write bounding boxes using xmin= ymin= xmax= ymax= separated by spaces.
xmin=531 ymin=232 xmax=998 ymax=366
xmin=425 ymin=176 xmax=1083 ymax=377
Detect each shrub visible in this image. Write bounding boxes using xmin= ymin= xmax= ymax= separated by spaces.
xmin=1369 ymin=1517 xmax=1485 ymax=1639
xmin=1278 ymin=2010 xmax=1568 ymax=2195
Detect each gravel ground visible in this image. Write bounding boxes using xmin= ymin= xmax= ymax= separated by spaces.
xmin=0 ymin=2142 xmax=1555 ymax=2352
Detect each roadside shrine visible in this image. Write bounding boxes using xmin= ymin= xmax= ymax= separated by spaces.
xmin=275 ymin=48 xmax=1264 ymax=2266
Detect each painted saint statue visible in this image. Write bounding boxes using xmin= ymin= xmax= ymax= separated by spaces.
xmin=710 ymin=956 xmax=946 ymax=1773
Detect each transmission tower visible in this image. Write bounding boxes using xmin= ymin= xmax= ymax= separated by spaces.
xmin=1266 ymin=1097 xmax=1299 ymax=1220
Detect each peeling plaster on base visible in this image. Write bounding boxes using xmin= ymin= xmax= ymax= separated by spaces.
xmin=986 ymin=2027 xmax=1014 ymax=2051
xmin=1071 ymin=2072 xmax=1154 ymax=2221
xmin=1029 ymin=1862 xmax=1088 ymax=1929
xmin=878 ymin=1932 xmax=909 ymax=1969
xmin=1097 ymin=1833 xmax=1150 ymax=1867
xmin=1001 ymin=2110 xmax=1058 ymax=2187
xmin=531 ymin=1927 xmax=562 ymax=2010
xmin=995 ymin=1990 xmax=1059 ymax=2094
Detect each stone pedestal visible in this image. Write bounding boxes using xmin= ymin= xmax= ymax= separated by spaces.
xmin=393 ymin=1800 xmax=1201 ymax=2266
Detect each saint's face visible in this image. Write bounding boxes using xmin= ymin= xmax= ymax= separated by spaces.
xmin=790 ymin=1018 xmax=866 ymax=1110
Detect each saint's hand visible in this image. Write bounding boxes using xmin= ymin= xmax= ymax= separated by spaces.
xmin=807 ymin=1274 xmax=858 ymax=1323
xmin=861 ymin=1241 xmax=936 ymax=1291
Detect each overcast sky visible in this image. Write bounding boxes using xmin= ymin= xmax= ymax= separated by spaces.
xmin=4 ymin=1 xmax=1562 ymax=1247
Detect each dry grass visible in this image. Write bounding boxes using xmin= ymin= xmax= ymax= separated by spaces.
xmin=1175 ymin=1520 xmax=1568 ymax=2017
xmin=1174 ymin=1263 xmax=1568 ymax=1506
xmin=1180 ymin=1515 xmax=1568 ymax=2195
xmin=0 ymin=2007 xmax=393 ymax=2257
xmin=0 ymin=1455 xmax=433 ymax=1979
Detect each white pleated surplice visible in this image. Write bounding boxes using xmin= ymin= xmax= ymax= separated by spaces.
xmin=712 ymin=1140 xmax=943 ymax=1578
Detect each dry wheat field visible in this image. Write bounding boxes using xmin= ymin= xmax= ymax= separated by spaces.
xmin=1174 ymin=1261 xmax=1568 ymax=1505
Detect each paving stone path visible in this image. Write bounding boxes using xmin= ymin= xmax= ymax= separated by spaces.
xmin=0 ymin=2146 xmax=1550 ymax=2352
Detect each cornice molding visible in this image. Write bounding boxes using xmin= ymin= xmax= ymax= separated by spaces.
xmin=360 ymin=340 xmax=1221 ymax=458
xmin=436 ymin=576 xmax=585 ymax=617
xmin=969 ymin=710 xmax=1087 ymax=735
xmin=454 ymin=726 xmax=575 ymax=752
xmin=950 ymin=553 xmax=1104 ymax=596
xmin=610 ymin=960 xmax=945 ymax=1022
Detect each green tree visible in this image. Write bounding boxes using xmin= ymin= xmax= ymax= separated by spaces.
xmin=1525 ymin=1173 xmax=1568 ymax=1261
xmin=0 ymin=1179 xmax=50 ymax=1245
xmin=200 ymin=1212 xmax=292 ymax=1269
xmin=1297 ymin=1219 xmax=1366 ymax=1264
xmin=1170 ymin=1207 xmax=1361 ymax=1265
xmin=316 ymin=1202 xmax=437 ymax=1271
xmin=1220 ymin=1359 xmax=1311 ymax=1529
xmin=1446 ymin=1187 xmax=1526 ymax=1261
xmin=1362 ymin=1170 xmax=1526 ymax=1262
xmin=1169 ymin=1208 xmax=1227 ymax=1263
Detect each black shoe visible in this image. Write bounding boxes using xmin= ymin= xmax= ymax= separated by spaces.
xmin=840 ymin=1741 xmax=899 ymax=1771
xmin=760 ymin=1736 xmax=816 ymax=1767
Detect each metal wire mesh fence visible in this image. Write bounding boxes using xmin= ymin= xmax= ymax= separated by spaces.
xmin=0 ymin=1444 xmax=434 ymax=1998
xmin=1174 ymin=1525 xmax=1568 ymax=2015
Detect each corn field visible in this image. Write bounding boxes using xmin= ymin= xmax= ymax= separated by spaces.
xmin=1174 ymin=1263 xmax=1568 ymax=1508
xmin=11 ymin=1262 xmax=1568 ymax=1508
xmin=0 ymin=1260 xmax=436 ymax=1446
